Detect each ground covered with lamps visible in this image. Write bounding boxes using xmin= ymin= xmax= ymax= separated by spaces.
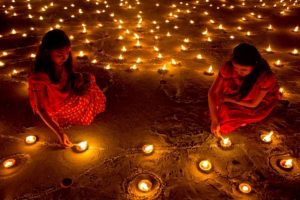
xmin=0 ymin=0 xmax=300 ymax=199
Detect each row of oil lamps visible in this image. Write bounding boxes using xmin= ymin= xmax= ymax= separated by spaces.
xmin=1 ymin=131 xmax=295 ymax=195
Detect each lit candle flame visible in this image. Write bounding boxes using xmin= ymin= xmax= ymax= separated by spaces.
xmin=266 ymin=45 xmax=272 ymax=52
xmin=25 ymin=135 xmax=37 ymax=144
xmin=293 ymin=26 xmax=299 ymax=32
xmin=292 ymin=49 xmax=298 ymax=55
xmin=262 ymin=131 xmax=273 ymax=142
xmin=138 ymin=179 xmax=152 ymax=192
xmin=199 ymin=160 xmax=212 ymax=171
xmin=76 ymin=141 xmax=88 ymax=152
xmin=142 ymin=144 xmax=154 ymax=154
xmin=3 ymin=158 xmax=16 ymax=168
xmin=285 ymin=159 xmax=293 ymax=167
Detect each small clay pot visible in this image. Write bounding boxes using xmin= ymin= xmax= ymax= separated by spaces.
xmin=60 ymin=178 xmax=73 ymax=188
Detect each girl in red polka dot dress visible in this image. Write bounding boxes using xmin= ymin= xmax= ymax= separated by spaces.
xmin=28 ymin=29 xmax=106 ymax=147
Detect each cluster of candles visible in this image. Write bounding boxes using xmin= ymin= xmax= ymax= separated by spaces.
xmin=0 ymin=0 xmax=298 ymax=197
xmin=1 ymin=136 xmax=89 ymax=169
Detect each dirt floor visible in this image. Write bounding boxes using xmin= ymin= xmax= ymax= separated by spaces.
xmin=0 ymin=0 xmax=300 ymax=199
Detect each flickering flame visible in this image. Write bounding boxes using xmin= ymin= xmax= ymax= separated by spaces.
xmin=293 ymin=26 xmax=298 ymax=32
xmin=121 ymin=46 xmax=127 ymax=52
xmin=239 ymin=183 xmax=252 ymax=193
xmin=3 ymin=159 xmax=16 ymax=168
xmin=25 ymin=135 xmax=37 ymax=144
xmin=207 ymin=66 xmax=213 ymax=74
xmin=138 ymin=179 xmax=152 ymax=192
xmin=91 ymin=59 xmax=97 ymax=64
xmin=199 ymin=160 xmax=212 ymax=171
xmin=220 ymin=137 xmax=232 ymax=147
xmin=136 ymin=57 xmax=141 ymax=63
xmin=275 ymin=60 xmax=281 ymax=66
xmin=171 ymin=59 xmax=177 ymax=65
xmin=223 ymin=138 xmax=229 ymax=145
xmin=130 ymin=64 xmax=137 ymax=70
xmin=12 ymin=69 xmax=18 ymax=74
xmin=105 ymin=65 xmax=111 ymax=70
xmin=279 ymin=87 xmax=284 ymax=94
xmin=76 ymin=141 xmax=88 ymax=152
xmin=181 ymin=45 xmax=187 ymax=51
xmin=135 ymin=40 xmax=141 ymax=47
xmin=157 ymin=53 xmax=163 ymax=59
xmin=184 ymin=38 xmax=189 ymax=43
xmin=284 ymin=159 xmax=293 ymax=167
xmin=79 ymin=51 xmax=84 ymax=57
xmin=142 ymin=144 xmax=154 ymax=154
xmin=266 ymin=45 xmax=272 ymax=52
xmin=0 ymin=61 xmax=5 ymax=67
xmin=262 ymin=131 xmax=273 ymax=142
xmin=202 ymin=28 xmax=208 ymax=35
xmin=292 ymin=49 xmax=298 ymax=55
xmin=218 ymin=24 xmax=223 ymax=29
xmin=197 ymin=54 xmax=202 ymax=59
xmin=161 ymin=64 xmax=167 ymax=71
xmin=11 ymin=29 xmax=16 ymax=34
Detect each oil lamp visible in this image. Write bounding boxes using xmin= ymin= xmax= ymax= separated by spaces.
xmin=76 ymin=141 xmax=88 ymax=152
xmin=279 ymin=87 xmax=284 ymax=94
xmin=279 ymin=159 xmax=293 ymax=169
xmin=293 ymin=26 xmax=298 ymax=32
xmin=260 ymin=131 xmax=273 ymax=143
xmin=3 ymin=158 xmax=16 ymax=168
xmin=181 ymin=45 xmax=187 ymax=51
xmin=25 ymin=135 xmax=37 ymax=144
xmin=239 ymin=183 xmax=252 ymax=194
xmin=220 ymin=137 xmax=232 ymax=148
xmin=136 ymin=57 xmax=142 ymax=63
xmin=142 ymin=144 xmax=154 ymax=154
xmin=196 ymin=54 xmax=202 ymax=59
xmin=199 ymin=160 xmax=212 ymax=172
xmin=274 ymin=59 xmax=283 ymax=67
xmin=138 ymin=179 xmax=152 ymax=192
xmin=266 ymin=45 xmax=272 ymax=52
xmin=121 ymin=46 xmax=127 ymax=52
xmin=130 ymin=64 xmax=138 ymax=71
xmin=204 ymin=65 xmax=214 ymax=75
xmin=291 ymin=49 xmax=298 ymax=55
xmin=77 ymin=51 xmax=85 ymax=58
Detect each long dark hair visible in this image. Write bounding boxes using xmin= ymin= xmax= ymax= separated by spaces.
xmin=230 ymin=43 xmax=272 ymax=100
xmin=32 ymin=29 xmax=74 ymax=83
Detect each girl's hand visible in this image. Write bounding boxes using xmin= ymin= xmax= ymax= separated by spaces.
xmin=211 ymin=120 xmax=221 ymax=138
xmin=59 ymin=133 xmax=73 ymax=148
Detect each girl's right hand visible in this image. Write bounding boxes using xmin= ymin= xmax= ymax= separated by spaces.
xmin=59 ymin=133 xmax=73 ymax=148
xmin=211 ymin=120 xmax=221 ymax=138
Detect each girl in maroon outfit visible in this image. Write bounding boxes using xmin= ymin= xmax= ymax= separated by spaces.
xmin=28 ymin=29 xmax=106 ymax=147
xmin=208 ymin=43 xmax=281 ymax=137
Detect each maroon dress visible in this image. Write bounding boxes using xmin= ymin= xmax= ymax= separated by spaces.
xmin=28 ymin=69 xmax=106 ymax=128
xmin=217 ymin=63 xmax=281 ymax=134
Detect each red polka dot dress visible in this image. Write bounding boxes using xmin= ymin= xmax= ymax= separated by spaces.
xmin=28 ymin=70 xmax=106 ymax=128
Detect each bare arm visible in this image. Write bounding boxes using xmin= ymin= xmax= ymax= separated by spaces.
xmin=33 ymin=89 xmax=72 ymax=147
xmin=224 ymin=90 xmax=268 ymax=108
xmin=208 ymin=74 xmax=224 ymax=121
xmin=208 ymin=74 xmax=224 ymax=137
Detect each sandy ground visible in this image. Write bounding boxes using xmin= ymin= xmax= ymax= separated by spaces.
xmin=0 ymin=0 xmax=300 ymax=199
